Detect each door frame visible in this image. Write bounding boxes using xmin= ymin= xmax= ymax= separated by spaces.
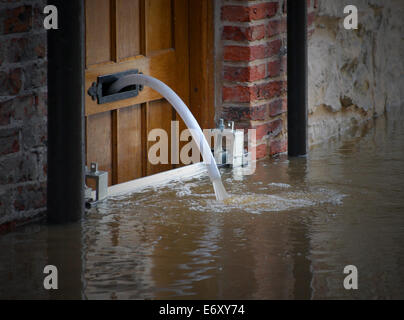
xmin=47 ymin=0 xmax=85 ymax=224
xmin=47 ymin=0 xmax=215 ymax=223
xmin=188 ymin=0 xmax=215 ymax=130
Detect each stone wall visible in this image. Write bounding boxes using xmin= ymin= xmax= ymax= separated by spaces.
xmin=0 ymin=0 xmax=47 ymax=227
xmin=308 ymin=0 xmax=404 ymax=146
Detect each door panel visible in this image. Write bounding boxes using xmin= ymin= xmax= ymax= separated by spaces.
xmin=146 ymin=99 xmax=174 ymax=175
xmin=86 ymin=112 xmax=113 ymax=186
xmin=85 ymin=0 xmax=189 ymax=185
xmin=116 ymin=105 xmax=143 ymax=183
xmin=86 ymin=0 xmax=112 ymax=66
xmin=116 ymin=0 xmax=142 ymax=60
xmin=147 ymin=0 xmax=173 ymax=52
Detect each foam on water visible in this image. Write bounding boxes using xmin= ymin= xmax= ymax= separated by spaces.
xmin=268 ymin=183 xmax=292 ymax=189
xmin=212 ymin=178 xmax=230 ymax=202
xmin=106 ymin=170 xmax=345 ymax=215
xmin=189 ymin=193 xmax=313 ymax=214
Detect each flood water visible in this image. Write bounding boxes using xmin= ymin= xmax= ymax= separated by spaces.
xmin=1 ymin=112 xmax=404 ymax=300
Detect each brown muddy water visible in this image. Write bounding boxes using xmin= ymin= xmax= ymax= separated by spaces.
xmin=1 ymin=113 xmax=404 ymax=300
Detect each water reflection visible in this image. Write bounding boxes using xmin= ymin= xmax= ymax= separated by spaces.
xmin=1 ymin=112 xmax=404 ymax=299
xmin=0 ymin=223 xmax=83 ymax=299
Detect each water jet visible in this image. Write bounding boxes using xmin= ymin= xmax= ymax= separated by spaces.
xmin=107 ymin=73 xmax=229 ymax=201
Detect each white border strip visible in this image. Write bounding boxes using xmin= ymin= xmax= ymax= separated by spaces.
xmin=107 ymin=162 xmax=208 ymax=197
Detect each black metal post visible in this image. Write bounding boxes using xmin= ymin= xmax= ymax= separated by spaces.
xmin=47 ymin=0 xmax=85 ymax=223
xmin=287 ymin=0 xmax=308 ymax=157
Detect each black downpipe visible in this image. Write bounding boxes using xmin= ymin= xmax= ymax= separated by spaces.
xmin=47 ymin=0 xmax=85 ymax=223
xmin=287 ymin=0 xmax=308 ymax=157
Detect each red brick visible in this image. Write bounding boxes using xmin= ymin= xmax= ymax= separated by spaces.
xmin=0 ymin=99 xmax=14 ymax=126
xmin=248 ymin=25 xmax=266 ymax=41
xmin=269 ymin=98 xmax=287 ymax=117
xmin=223 ymin=86 xmax=255 ymax=103
xmin=255 ymin=81 xmax=284 ymax=100
xmin=224 ymin=40 xmax=281 ymax=62
xmin=224 ymin=45 xmax=267 ymax=62
xmin=0 ymin=221 xmax=17 ymax=234
xmin=268 ymin=119 xmax=283 ymax=137
xmin=251 ymin=143 xmax=268 ymax=159
xmin=253 ymin=123 xmax=271 ymax=140
xmin=14 ymin=200 xmax=25 ymax=211
xmin=267 ymin=18 xmax=286 ymax=38
xmin=0 ymin=68 xmax=22 ymax=95
xmin=0 ymin=94 xmax=39 ymax=125
xmin=222 ymin=105 xmax=268 ymax=122
xmin=24 ymin=62 xmax=47 ymax=89
xmin=267 ymin=20 xmax=280 ymax=38
xmin=14 ymin=94 xmax=36 ymax=120
xmin=222 ymin=25 xmax=266 ymax=42
xmin=32 ymin=4 xmax=45 ymax=31
xmin=34 ymin=41 xmax=46 ymax=58
xmin=269 ymin=138 xmax=287 ymax=155
xmin=2 ymin=5 xmax=32 ymax=35
xmin=266 ymin=39 xmax=282 ymax=57
xmin=0 ymin=129 xmax=20 ymax=156
xmin=224 ymin=64 xmax=266 ymax=82
xmin=10 ymin=68 xmax=22 ymax=93
xmin=251 ymin=119 xmax=283 ymax=140
xmin=251 ymin=45 xmax=268 ymax=60
xmin=13 ymin=182 xmax=47 ymax=212
xmin=268 ymin=60 xmax=281 ymax=77
xmin=222 ymin=2 xmax=278 ymax=22
xmin=224 ymin=46 xmax=249 ymax=61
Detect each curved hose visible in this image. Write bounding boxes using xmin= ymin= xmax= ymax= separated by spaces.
xmin=107 ymin=74 xmax=222 ymax=182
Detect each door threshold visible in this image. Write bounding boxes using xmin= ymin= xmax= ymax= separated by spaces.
xmin=106 ymin=163 xmax=208 ymax=198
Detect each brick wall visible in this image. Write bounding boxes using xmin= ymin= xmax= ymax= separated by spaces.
xmin=217 ymin=0 xmax=317 ymax=159
xmin=0 ymin=0 xmax=47 ymax=228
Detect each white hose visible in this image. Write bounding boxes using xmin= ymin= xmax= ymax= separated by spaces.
xmin=107 ymin=74 xmax=222 ymax=182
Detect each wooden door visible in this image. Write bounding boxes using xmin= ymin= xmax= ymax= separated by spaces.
xmin=85 ymin=0 xmax=190 ymax=186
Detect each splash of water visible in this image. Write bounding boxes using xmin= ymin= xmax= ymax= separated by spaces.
xmin=212 ymin=179 xmax=229 ymax=202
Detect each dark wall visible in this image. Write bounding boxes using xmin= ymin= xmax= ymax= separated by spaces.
xmin=0 ymin=0 xmax=47 ymax=227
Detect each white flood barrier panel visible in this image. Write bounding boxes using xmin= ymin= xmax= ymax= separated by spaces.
xmin=108 ymin=163 xmax=208 ymax=197
xmin=108 ymin=74 xmax=229 ymax=201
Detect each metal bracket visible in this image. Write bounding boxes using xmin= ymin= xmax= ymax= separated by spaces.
xmin=85 ymin=163 xmax=108 ymax=204
xmin=87 ymin=69 xmax=143 ymax=104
